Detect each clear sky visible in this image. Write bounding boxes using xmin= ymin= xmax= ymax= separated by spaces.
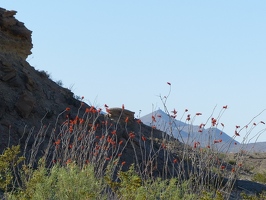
xmin=1 ymin=1 xmax=266 ymax=142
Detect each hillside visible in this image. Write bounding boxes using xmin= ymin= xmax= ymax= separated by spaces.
xmin=0 ymin=5 xmax=182 ymax=164
xmin=1 ymin=7 xmax=266 ymax=199
xmin=0 ymin=8 xmax=83 ymax=152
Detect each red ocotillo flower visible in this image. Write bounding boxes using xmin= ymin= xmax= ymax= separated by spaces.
xmin=235 ymin=131 xmax=240 ymax=136
xmin=211 ymin=118 xmax=217 ymax=126
xmin=129 ymin=132 xmax=135 ymax=139
xmin=214 ymin=139 xmax=222 ymax=144
xmin=171 ymin=109 xmax=177 ymax=115
xmin=125 ymin=117 xmax=129 ymax=123
xmin=54 ymin=139 xmax=60 ymax=145
xmin=199 ymin=123 xmax=205 ymax=129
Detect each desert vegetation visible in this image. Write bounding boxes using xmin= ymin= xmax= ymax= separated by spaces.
xmin=1 ymin=83 xmax=266 ymax=200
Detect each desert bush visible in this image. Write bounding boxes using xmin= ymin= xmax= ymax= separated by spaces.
xmin=241 ymin=191 xmax=266 ymax=200
xmin=56 ymin=80 xmax=63 ymax=86
xmin=5 ymin=160 xmax=225 ymax=200
xmin=37 ymin=70 xmax=50 ymax=79
xmin=228 ymin=159 xmax=236 ymax=165
xmin=252 ymin=171 xmax=266 ymax=184
xmin=7 ymin=163 xmax=107 ymax=200
xmin=0 ymin=145 xmax=25 ymax=192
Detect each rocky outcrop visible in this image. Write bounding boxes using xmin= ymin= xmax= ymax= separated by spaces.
xmin=0 ymin=8 xmax=32 ymax=60
xmin=0 ymin=7 xmax=82 ymax=152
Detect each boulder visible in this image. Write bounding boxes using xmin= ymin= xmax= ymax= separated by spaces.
xmin=107 ymin=107 xmax=135 ymax=123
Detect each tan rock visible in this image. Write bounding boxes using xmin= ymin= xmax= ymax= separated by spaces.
xmin=2 ymin=10 xmax=16 ymax=17
xmin=107 ymin=108 xmax=135 ymax=123
xmin=0 ymin=7 xmax=32 ymax=59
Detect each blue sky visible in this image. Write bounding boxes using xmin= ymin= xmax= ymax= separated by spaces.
xmin=1 ymin=1 xmax=266 ymax=142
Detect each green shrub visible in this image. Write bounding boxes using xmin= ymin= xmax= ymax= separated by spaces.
xmin=252 ymin=171 xmax=266 ymax=184
xmin=37 ymin=70 xmax=50 ymax=79
xmin=8 ymin=162 xmax=106 ymax=200
xmin=228 ymin=159 xmax=236 ymax=165
xmin=241 ymin=191 xmax=266 ymax=200
xmin=0 ymin=145 xmax=25 ymax=191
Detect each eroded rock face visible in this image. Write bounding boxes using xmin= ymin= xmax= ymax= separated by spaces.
xmin=0 ymin=7 xmax=81 ymax=152
xmin=0 ymin=8 xmax=32 ymax=60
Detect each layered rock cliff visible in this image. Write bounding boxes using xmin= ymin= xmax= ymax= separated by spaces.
xmin=0 ymin=7 xmax=82 ymax=152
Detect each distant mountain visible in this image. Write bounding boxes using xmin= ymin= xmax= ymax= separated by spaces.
xmin=140 ymin=109 xmax=266 ymax=153
xmin=231 ymin=142 xmax=266 ymax=153
xmin=140 ymin=109 xmax=240 ymax=152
